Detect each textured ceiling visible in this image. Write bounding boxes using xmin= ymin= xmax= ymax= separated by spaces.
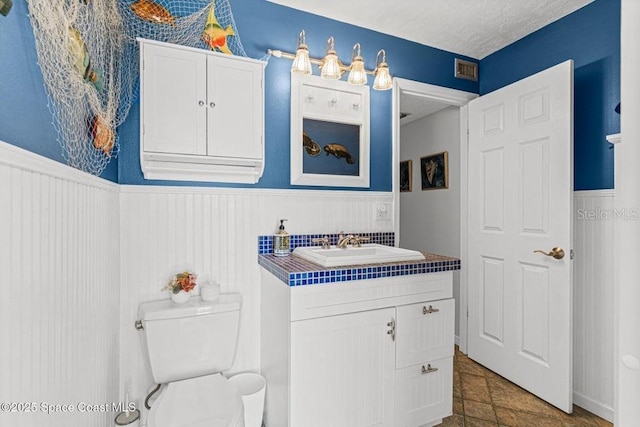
xmin=267 ymin=0 xmax=594 ymax=59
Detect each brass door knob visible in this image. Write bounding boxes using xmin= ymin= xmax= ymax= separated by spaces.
xmin=533 ymin=247 xmax=565 ymax=260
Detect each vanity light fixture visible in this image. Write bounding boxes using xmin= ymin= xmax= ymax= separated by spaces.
xmin=267 ymin=30 xmax=393 ymax=90
xmin=290 ymin=30 xmax=312 ymax=75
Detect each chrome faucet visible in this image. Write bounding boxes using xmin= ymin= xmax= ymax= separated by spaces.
xmin=337 ymin=233 xmax=354 ymax=248
xmin=337 ymin=231 xmax=371 ymax=248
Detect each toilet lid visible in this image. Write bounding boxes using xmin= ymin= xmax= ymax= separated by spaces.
xmin=148 ymin=373 xmax=244 ymax=427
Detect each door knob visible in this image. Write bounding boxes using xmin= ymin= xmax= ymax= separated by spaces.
xmin=533 ymin=247 xmax=565 ymax=259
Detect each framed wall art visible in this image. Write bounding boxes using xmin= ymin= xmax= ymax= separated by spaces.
xmin=290 ymin=74 xmax=370 ymax=187
xmin=399 ymin=160 xmax=412 ymax=192
xmin=420 ymin=151 xmax=448 ymax=190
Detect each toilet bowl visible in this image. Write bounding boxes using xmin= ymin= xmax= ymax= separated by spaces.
xmin=147 ymin=373 xmax=244 ymax=427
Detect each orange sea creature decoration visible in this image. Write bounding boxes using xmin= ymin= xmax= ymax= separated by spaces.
xmin=130 ymin=0 xmax=176 ymax=27
xmin=201 ymin=1 xmax=235 ymax=55
xmin=90 ymin=115 xmax=115 ymax=157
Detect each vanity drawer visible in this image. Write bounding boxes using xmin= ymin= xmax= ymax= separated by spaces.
xmin=395 ymin=356 xmax=453 ymax=427
xmin=396 ymin=298 xmax=455 ymax=369
xmin=290 ymin=272 xmax=453 ymax=321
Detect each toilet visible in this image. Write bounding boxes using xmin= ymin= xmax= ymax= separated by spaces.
xmin=138 ymin=293 xmax=244 ymax=427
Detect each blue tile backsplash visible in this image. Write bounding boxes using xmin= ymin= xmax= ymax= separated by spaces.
xmin=257 ymin=232 xmax=460 ymax=287
xmin=258 ymin=232 xmax=395 ymax=255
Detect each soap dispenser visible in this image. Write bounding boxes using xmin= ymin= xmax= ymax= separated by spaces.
xmin=273 ymin=219 xmax=290 ymax=257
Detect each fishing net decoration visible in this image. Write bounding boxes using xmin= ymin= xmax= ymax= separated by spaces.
xmin=27 ymin=0 xmax=132 ymax=175
xmin=120 ymin=0 xmax=253 ymax=57
xmin=27 ymin=0 xmax=260 ymax=177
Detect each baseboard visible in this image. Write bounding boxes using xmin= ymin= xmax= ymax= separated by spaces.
xmin=573 ymin=391 xmax=614 ymax=423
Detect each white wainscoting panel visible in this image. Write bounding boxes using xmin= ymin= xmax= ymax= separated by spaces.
xmin=573 ymin=190 xmax=615 ymax=421
xmin=119 ymin=186 xmax=394 ymax=405
xmin=0 ymin=142 xmax=120 ymax=427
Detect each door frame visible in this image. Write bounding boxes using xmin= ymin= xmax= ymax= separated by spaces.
xmin=392 ymin=78 xmax=476 ymax=351
xmin=617 ymin=1 xmax=640 ymax=425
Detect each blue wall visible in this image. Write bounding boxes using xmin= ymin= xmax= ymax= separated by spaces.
xmin=0 ymin=1 xmax=118 ymax=182
xmin=0 ymin=0 xmax=477 ymax=190
xmin=117 ymin=0 xmax=479 ymax=190
xmin=480 ymin=0 xmax=620 ymax=190
xmin=1 ymin=1 xmax=619 ymax=191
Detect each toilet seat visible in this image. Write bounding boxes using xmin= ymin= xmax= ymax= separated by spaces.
xmin=147 ymin=373 xmax=244 ymax=427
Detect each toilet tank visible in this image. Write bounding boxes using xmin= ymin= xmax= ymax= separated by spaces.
xmin=139 ymin=294 xmax=242 ymax=384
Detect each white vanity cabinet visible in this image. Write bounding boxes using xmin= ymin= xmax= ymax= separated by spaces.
xmin=290 ymin=308 xmax=397 ymax=426
xmin=260 ymin=270 xmax=455 ymax=427
xmin=138 ymin=38 xmax=265 ymax=183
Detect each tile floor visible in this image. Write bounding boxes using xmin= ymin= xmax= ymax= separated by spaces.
xmin=439 ymin=348 xmax=613 ymax=427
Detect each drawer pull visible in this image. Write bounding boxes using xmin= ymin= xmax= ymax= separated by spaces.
xmin=421 ymin=364 xmax=438 ymax=374
xmin=423 ymin=305 xmax=439 ymax=315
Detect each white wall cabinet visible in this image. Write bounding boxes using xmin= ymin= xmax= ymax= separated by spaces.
xmin=139 ymin=39 xmax=266 ymax=183
xmin=261 ymin=271 xmax=455 ymax=427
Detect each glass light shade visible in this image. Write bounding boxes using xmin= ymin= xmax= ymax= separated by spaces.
xmin=291 ymin=45 xmax=312 ymax=75
xmin=373 ymin=64 xmax=393 ymax=90
xmin=321 ymin=51 xmax=341 ymax=80
xmin=373 ymin=51 xmax=392 ymax=91
xmin=347 ymin=43 xmax=367 ymax=86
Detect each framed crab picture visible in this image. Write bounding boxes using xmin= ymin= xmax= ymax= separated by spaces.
xmin=290 ymin=74 xmax=370 ymax=187
xmin=420 ymin=151 xmax=448 ymax=190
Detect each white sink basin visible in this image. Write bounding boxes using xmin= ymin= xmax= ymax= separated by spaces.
xmin=292 ymin=244 xmax=425 ymax=267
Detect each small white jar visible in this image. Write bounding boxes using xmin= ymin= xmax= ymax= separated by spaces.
xmin=201 ymin=282 xmax=221 ymax=301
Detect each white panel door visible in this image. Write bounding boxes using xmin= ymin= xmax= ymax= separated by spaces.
xmin=207 ymin=56 xmax=262 ymax=159
xmin=142 ymin=43 xmax=207 ymax=155
xmin=468 ymin=60 xmax=573 ymax=412
xmin=290 ymin=308 xmax=396 ymax=427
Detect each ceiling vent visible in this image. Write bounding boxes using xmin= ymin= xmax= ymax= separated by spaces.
xmin=455 ymin=58 xmax=478 ymax=82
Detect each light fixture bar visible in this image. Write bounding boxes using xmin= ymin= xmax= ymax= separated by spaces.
xmin=267 ymin=48 xmax=378 ymax=74
xmin=268 ymin=49 xmax=315 ymax=63
xmin=267 ymin=30 xmax=393 ymax=90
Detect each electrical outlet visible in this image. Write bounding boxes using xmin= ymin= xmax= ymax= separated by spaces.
xmin=376 ymin=202 xmax=392 ymax=221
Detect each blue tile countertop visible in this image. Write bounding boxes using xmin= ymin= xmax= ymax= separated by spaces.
xmin=257 ymin=233 xmax=460 ymax=287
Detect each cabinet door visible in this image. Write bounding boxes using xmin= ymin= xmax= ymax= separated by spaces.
xmin=207 ymin=56 xmax=263 ymax=159
xmin=396 ymin=299 xmax=455 ymax=369
xmin=290 ymin=308 xmax=396 ymax=427
xmin=142 ymin=43 xmax=207 ymax=155
xmin=395 ymin=357 xmax=453 ymax=427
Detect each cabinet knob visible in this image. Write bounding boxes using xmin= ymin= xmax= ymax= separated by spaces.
xmin=353 ymin=103 xmax=359 ymax=110
xmin=209 ymin=102 xmax=216 ymax=108
xmin=331 ymin=97 xmax=338 ymax=104
xmin=306 ymin=93 xmax=314 ymax=101
xmin=198 ymin=100 xmax=205 ymax=107
xmin=423 ymin=305 xmax=439 ymax=315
